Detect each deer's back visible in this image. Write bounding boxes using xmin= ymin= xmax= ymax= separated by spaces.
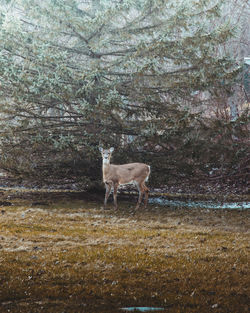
xmin=111 ymin=163 xmax=150 ymax=184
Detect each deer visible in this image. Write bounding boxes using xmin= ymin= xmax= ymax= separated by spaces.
xmin=99 ymin=147 xmax=150 ymax=210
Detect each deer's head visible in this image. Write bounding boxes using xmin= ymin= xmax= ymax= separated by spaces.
xmin=99 ymin=147 xmax=114 ymax=164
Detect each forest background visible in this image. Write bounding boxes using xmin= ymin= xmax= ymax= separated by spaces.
xmin=0 ymin=0 xmax=249 ymax=194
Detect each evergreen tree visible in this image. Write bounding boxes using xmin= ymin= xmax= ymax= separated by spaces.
xmin=0 ymin=0 xmax=245 ymax=186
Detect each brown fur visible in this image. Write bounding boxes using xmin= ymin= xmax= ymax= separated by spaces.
xmin=99 ymin=147 xmax=150 ymax=210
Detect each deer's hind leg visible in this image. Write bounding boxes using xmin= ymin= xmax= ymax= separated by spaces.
xmin=143 ymin=184 xmax=149 ymax=208
xmin=135 ymin=182 xmax=145 ymax=210
xmin=135 ymin=181 xmax=149 ymax=210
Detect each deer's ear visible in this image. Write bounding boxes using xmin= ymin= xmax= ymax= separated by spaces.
xmin=99 ymin=147 xmax=103 ymax=152
xmin=110 ymin=147 xmax=114 ymax=153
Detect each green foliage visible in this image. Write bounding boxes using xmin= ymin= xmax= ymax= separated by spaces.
xmin=0 ymin=0 xmax=246 ymax=187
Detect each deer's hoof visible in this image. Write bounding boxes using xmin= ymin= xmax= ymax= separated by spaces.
xmin=101 ymin=206 xmax=110 ymax=210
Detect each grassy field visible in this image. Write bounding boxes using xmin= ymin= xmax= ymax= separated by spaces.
xmin=0 ymin=191 xmax=249 ymax=312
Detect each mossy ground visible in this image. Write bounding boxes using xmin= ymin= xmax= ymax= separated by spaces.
xmin=0 ymin=191 xmax=249 ymax=313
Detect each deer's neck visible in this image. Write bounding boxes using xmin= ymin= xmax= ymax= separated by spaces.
xmin=102 ymin=162 xmax=112 ymax=181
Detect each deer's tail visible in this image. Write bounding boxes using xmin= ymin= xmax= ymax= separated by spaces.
xmin=145 ymin=165 xmax=151 ymax=182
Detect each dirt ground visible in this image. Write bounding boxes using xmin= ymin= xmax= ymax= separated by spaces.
xmin=0 ymin=190 xmax=249 ymax=313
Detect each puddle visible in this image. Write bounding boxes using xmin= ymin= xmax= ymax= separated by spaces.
xmin=149 ymin=198 xmax=250 ymax=210
xmin=121 ymin=308 xmax=165 ymax=312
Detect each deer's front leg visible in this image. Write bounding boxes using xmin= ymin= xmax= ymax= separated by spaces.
xmin=104 ymin=182 xmax=112 ymax=208
xmin=113 ymin=183 xmax=119 ymax=210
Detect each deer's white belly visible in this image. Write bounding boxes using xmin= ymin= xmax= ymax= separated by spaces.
xmin=119 ymin=180 xmax=138 ymax=186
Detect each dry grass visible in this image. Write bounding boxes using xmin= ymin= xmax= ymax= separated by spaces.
xmin=0 ymin=194 xmax=249 ymax=313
